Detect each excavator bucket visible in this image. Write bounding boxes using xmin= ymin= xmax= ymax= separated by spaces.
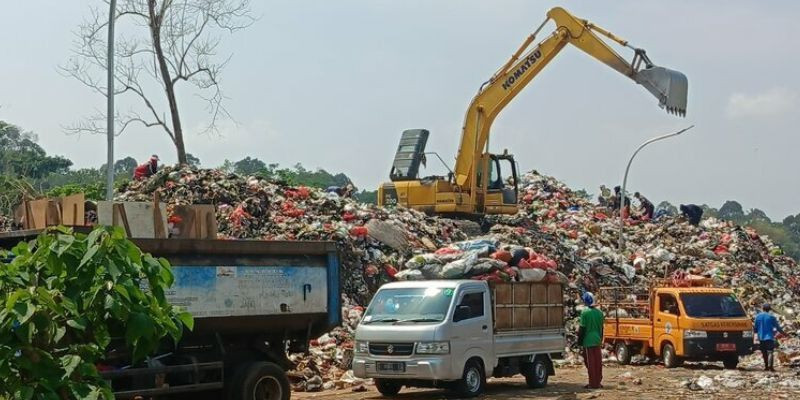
xmin=635 ymin=66 xmax=688 ymax=117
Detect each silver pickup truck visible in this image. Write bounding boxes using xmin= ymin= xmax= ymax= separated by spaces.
xmin=353 ymin=280 xmax=565 ymax=397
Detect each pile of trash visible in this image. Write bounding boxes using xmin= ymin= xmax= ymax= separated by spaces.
xmin=681 ymin=369 xmax=800 ymax=392
xmin=114 ymin=166 xmax=800 ymax=389
xmin=0 ymin=214 xmax=14 ymax=232
xmin=394 ymin=237 xmax=568 ymax=284
xmin=116 ymin=166 xmax=467 ymax=305
xmin=504 ymin=171 xmax=800 ymax=340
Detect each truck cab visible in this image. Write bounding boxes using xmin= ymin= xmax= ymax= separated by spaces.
xmin=353 ymin=280 xmax=564 ymax=397
xmin=602 ymin=280 xmax=754 ymax=369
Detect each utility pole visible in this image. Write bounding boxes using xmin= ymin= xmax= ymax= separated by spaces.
xmin=618 ymin=125 xmax=695 ymax=250
xmin=106 ymin=0 xmax=117 ymax=201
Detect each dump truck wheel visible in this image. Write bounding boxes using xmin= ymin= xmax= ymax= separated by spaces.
xmin=230 ymin=362 xmax=289 ymax=400
xmin=615 ymin=342 xmax=632 ymax=365
xmin=454 ymin=359 xmax=486 ymax=397
xmin=662 ymin=343 xmax=680 ymax=368
xmin=374 ymin=379 xmax=402 ymax=397
xmin=723 ymin=355 xmax=739 ymax=370
xmin=523 ymin=358 xmax=549 ymax=389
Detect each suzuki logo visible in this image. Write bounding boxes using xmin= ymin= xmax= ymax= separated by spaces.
xmin=387 ymin=345 xmax=394 ymax=354
xmin=723 ymin=332 xmax=729 ymax=338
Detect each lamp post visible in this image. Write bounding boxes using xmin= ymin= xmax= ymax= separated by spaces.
xmin=106 ymin=0 xmax=117 ymax=201
xmin=618 ymin=125 xmax=695 ymax=251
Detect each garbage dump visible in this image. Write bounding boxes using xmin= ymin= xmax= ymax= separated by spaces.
xmin=3 ymin=166 xmax=800 ymax=391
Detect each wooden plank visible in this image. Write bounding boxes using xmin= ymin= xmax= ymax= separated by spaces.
xmin=548 ymin=306 xmax=563 ymax=327
xmin=513 ymin=283 xmax=530 ymax=305
xmin=60 ymin=194 xmax=85 ymax=226
xmin=27 ymin=199 xmax=49 ymax=229
xmin=548 ymin=284 xmax=563 ymax=304
xmin=532 ymin=307 xmax=548 ymax=327
xmin=45 ymin=200 xmax=61 ymax=226
xmin=496 ymin=308 xmax=512 ymax=330
xmin=495 ymin=284 xmax=512 ymax=304
xmin=532 ymin=283 xmax=548 ymax=304
xmin=513 ymin=307 xmax=531 ymax=329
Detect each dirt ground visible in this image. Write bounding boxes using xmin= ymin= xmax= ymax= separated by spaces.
xmin=294 ymin=362 xmax=800 ymax=400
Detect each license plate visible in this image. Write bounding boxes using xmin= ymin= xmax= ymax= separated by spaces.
xmin=716 ymin=343 xmax=736 ymax=351
xmin=377 ymin=362 xmax=405 ymax=373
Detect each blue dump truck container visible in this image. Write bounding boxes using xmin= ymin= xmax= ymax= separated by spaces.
xmin=0 ymin=233 xmax=341 ymax=400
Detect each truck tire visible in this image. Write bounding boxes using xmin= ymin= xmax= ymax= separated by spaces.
xmin=454 ymin=359 xmax=486 ymax=397
xmin=374 ymin=379 xmax=402 ymax=397
xmin=615 ymin=342 xmax=632 ymax=365
xmin=229 ymin=362 xmax=290 ymax=400
xmin=662 ymin=343 xmax=681 ymax=369
xmin=523 ymin=358 xmax=548 ymax=389
xmin=722 ymin=355 xmax=739 ymax=370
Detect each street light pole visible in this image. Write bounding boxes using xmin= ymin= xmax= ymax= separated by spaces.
xmin=618 ymin=125 xmax=695 ymax=251
xmin=106 ymin=0 xmax=117 ymax=201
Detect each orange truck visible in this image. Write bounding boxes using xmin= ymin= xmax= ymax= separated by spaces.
xmin=599 ymin=279 xmax=754 ymax=369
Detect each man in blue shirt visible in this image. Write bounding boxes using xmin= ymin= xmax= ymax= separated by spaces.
xmin=754 ymin=303 xmax=785 ymax=371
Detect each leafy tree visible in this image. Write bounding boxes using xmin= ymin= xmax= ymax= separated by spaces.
xmin=186 ymin=153 xmax=201 ymax=168
xmin=718 ymin=200 xmax=745 ymax=222
xmin=0 ymin=227 xmax=192 ymax=398
xmin=747 ymin=208 xmax=771 ymax=223
xmin=114 ymin=157 xmax=138 ymax=176
xmin=0 ymin=121 xmax=73 ymax=179
xmin=355 ymin=190 xmax=378 ymax=204
xmin=234 ymin=157 xmax=266 ymax=176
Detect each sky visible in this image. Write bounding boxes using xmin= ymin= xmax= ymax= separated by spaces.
xmin=1 ymin=0 xmax=799 ymax=219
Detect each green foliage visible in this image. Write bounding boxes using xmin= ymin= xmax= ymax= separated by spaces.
xmin=0 ymin=227 xmax=192 ymax=398
xmin=233 ymin=157 xmax=266 ymax=176
xmin=186 ymin=153 xmax=201 ymax=168
xmin=656 ymin=201 xmax=678 ymax=215
xmin=355 ymin=190 xmax=378 ymax=204
xmin=46 ymin=183 xmax=105 ymax=201
xmin=0 ymin=121 xmax=72 ymax=179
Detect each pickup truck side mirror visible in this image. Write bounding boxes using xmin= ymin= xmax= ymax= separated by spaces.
xmin=453 ymin=305 xmax=471 ymax=322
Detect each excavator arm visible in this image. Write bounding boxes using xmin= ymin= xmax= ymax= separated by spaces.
xmin=453 ymin=7 xmax=688 ymax=188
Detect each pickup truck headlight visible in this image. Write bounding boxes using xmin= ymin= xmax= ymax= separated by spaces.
xmin=684 ymin=330 xmax=707 ymax=339
xmin=743 ymin=330 xmax=754 ymax=338
xmin=355 ymin=340 xmax=369 ymax=354
xmin=416 ymin=341 xmax=450 ymax=354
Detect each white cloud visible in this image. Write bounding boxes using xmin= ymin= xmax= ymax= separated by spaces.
xmin=726 ymin=87 xmax=798 ymax=118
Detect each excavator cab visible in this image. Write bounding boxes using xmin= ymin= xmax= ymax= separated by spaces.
xmin=477 ymin=151 xmax=519 ymax=214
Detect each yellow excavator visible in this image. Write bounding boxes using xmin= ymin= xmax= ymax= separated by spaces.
xmin=378 ymin=7 xmax=688 ymax=219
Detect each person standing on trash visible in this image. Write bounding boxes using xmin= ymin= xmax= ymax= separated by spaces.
xmin=754 ymin=303 xmax=785 ymax=371
xmin=679 ymin=204 xmax=703 ymax=226
xmin=634 ymin=192 xmax=655 ymax=220
xmin=133 ymin=154 xmax=159 ymax=180
xmin=612 ymin=186 xmax=631 ymax=219
xmin=598 ymin=185 xmax=611 ymax=207
xmin=578 ymin=292 xmax=604 ymax=389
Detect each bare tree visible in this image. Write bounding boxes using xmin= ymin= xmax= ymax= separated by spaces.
xmin=62 ymin=0 xmax=254 ymax=164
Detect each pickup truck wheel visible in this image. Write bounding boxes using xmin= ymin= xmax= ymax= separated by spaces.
xmin=524 ymin=358 xmax=548 ymax=389
xmin=230 ymin=362 xmax=289 ymax=400
xmin=615 ymin=342 xmax=632 ymax=365
xmin=374 ymin=379 xmax=402 ymax=397
xmin=662 ymin=343 xmax=680 ymax=369
xmin=722 ymin=355 xmax=739 ymax=370
xmin=454 ymin=359 xmax=486 ymax=397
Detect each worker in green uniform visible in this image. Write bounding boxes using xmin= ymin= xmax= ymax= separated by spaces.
xmin=578 ymin=292 xmax=604 ymax=389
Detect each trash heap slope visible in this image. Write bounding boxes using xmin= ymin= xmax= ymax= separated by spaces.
xmin=115 ymin=166 xmax=468 ymax=304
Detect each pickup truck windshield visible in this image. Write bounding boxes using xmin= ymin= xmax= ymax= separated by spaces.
xmin=362 ymin=287 xmax=454 ymax=324
xmin=680 ymin=293 xmax=746 ymax=318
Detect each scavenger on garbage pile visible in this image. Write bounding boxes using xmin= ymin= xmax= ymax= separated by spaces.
xmin=755 ymin=303 xmax=786 ymax=371
xmin=597 ymin=185 xmax=612 ymax=207
xmin=680 ymin=203 xmax=703 ymax=226
xmin=133 ymin=154 xmax=159 ymax=180
xmin=634 ymin=192 xmax=654 ymax=220
xmin=611 ymin=186 xmax=631 ymax=218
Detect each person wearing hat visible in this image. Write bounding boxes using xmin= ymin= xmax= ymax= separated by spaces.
xmin=578 ymin=292 xmax=604 ymax=389
xmin=754 ymin=303 xmax=785 ymax=371
xmin=134 ymin=155 xmax=160 ymax=180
